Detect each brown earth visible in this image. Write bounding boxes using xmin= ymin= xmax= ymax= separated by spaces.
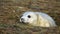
xmin=0 ymin=0 xmax=60 ymax=34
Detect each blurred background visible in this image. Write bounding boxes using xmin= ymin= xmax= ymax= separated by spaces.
xmin=0 ymin=0 xmax=60 ymax=34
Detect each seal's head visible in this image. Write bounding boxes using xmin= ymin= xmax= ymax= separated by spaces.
xmin=20 ymin=12 xmax=37 ymax=24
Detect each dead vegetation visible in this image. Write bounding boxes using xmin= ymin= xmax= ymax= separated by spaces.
xmin=0 ymin=0 xmax=60 ymax=34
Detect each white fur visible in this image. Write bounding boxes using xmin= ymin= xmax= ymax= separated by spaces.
xmin=20 ymin=11 xmax=57 ymax=27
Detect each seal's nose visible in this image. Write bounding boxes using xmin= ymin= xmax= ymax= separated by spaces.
xmin=21 ymin=18 xmax=24 ymax=22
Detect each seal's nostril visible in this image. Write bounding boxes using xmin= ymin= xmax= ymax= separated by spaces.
xmin=21 ymin=18 xmax=24 ymax=21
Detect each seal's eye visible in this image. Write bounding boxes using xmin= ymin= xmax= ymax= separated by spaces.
xmin=28 ymin=15 xmax=31 ymax=18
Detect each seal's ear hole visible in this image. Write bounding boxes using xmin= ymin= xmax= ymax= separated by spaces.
xmin=28 ymin=15 xmax=31 ymax=18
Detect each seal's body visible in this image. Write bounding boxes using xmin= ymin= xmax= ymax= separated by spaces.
xmin=20 ymin=11 xmax=57 ymax=27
